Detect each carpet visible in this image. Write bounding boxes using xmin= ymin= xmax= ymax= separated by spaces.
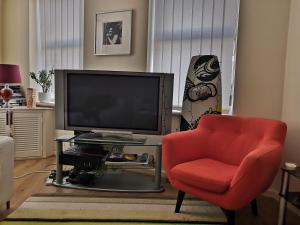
xmin=6 ymin=196 xmax=226 ymax=224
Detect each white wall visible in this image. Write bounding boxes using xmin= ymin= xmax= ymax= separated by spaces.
xmin=84 ymin=0 xmax=148 ymax=72
xmin=281 ymin=0 xmax=300 ymax=189
xmin=234 ymin=0 xmax=290 ymax=120
xmin=1 ymin=0 xmax=30 ymax=89
xmin=0 ymin=0 xmax=2 ymax=63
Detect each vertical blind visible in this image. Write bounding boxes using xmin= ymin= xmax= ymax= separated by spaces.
xmin=29 ymin=0 xmax=84 ymax=94
xmin=147 ymin=0 xmax=239 ymax=111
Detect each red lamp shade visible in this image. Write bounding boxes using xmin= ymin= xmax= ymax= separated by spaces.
xmin=0 ymin=64 xmax=22 ymax=83
xmin=0 ymin=64 xmax=22 ymax=107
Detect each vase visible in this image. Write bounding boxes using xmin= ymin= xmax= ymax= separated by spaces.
xmin=38 ymin=92 xmax=51 ymax=103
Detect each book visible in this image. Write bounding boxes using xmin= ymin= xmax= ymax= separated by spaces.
xmin=105 ymin=153 xmax=149 ymax=165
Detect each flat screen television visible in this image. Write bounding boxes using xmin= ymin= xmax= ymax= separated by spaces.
xmin=55 ymin=70 xmax=174 ymax=135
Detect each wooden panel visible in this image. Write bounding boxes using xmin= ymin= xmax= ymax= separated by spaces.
xmin=0 ymin=112 xmax=7 ymax=136
xmin=42 ymin=109 xmax=55 ymax=157
xmin=12 ymin=112 xmax=43 ymax=158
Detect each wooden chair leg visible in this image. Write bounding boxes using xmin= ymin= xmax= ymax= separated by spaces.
xmin=175 ymin=190 xmax=185 ymax=213
xmin=6 ymin=201 xmax=10 ymax=209
xmin=251 ymin=199 xmax=258 ymax=216
xmin=222 ymin=208 xmax=236 ymax=225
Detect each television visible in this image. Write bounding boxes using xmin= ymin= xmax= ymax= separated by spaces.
xmin=55 ymin=70 xmax=174 ymax=135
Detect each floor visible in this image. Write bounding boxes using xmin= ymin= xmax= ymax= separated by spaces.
xmin=1 ymin=157 xmax=300 ymax=225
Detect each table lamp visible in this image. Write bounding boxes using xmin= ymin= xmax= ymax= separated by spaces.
xmin=0 ymin=64 xmax=22 ymax=108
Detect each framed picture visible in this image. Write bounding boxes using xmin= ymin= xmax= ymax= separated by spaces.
xmin=94 ymin=10 xmax=132 ymax=55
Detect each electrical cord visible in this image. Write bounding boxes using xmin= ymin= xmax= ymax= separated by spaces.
xmin=14 ymin=170 xmax=52 ymax=179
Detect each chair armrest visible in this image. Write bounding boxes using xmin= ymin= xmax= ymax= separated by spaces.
xmin=230 ymin=142 xmax=283 ymax=192
xmin=162 ymin=129 xmax=207 ymax=174
xmin=0 ymin=136 xmax=14 ymax=205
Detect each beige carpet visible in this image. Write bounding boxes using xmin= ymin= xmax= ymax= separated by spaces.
xmin=7 ymin=196 xmax=226 ymax=223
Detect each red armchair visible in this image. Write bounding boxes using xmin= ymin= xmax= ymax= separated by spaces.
xmin=162 ymin=114 xmax=287 ymax=225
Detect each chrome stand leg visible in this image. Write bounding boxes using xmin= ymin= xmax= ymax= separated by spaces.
xmin=154 ymin=145 xmax=162 ymax=190
xmin=56 ymin=140 xmax=63 ymax=184
xmin=278 ymin=171 xmax=289 ymax=225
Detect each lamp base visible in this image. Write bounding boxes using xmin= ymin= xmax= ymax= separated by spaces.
xmin=0 ymin=84 xmax=13 ymax=108
xmin=1 ymin=102 xmax=12 ymax=108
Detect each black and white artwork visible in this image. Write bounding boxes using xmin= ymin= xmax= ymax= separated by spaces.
xmin=180 ymin=55 xmax=222 ymax=131
xmin=95 ymin=10 xmax=132 ymax=55
xmin=103 ymin=21 xmax=122 ymax=45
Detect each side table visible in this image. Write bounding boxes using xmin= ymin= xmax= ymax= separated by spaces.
xmin=278 ymin=165 xmax=300 ymax=225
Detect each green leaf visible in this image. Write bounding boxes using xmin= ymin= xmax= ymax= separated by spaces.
xmin=29 ymin=69 xmax=53 ymax=93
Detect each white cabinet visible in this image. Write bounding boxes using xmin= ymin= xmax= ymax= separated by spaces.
xmin=0 ymin=107 xmax=55 ymax=159
xmin=13 ymin=111 xmax=43 ymax=158
xmin=0 ymin=112 xmax=7 ymax=136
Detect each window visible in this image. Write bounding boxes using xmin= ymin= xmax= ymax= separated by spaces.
xmin=147 ymin=0 xmax=240 ymax=113
xmin=29 ymin=0 xmax=84 ymax=99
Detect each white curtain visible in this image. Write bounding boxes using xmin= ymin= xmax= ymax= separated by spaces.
xmin=147 ymin=0 xmax=240 ymax=112
xmin=29 ymin=0 xmax=84 ymax=97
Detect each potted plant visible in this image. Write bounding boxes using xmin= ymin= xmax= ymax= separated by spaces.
xmin=29 ymin=69 xmax=54 ymax=103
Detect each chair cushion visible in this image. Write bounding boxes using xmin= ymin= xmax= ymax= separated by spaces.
xmin=171 ymin=158 xmax=238 ymax=193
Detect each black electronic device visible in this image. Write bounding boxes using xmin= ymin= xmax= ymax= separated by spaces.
xmin=67 ymin=173 xmax=96 ymax=186
xmin=59 ymin=144 xmax=109 ymax=171
xmin=55 ymin=70 xmax=174 ymax=135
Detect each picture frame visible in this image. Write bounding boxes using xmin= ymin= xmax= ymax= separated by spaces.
xmin=94 ymin=10 xmax=132 ymax=55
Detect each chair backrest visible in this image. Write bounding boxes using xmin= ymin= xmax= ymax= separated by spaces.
xmin=197 ymin=115 xmax=287 ymax=165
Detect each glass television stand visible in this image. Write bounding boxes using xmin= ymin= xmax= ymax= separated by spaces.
xmin=53 ymin=133 xmax=164 ymax=192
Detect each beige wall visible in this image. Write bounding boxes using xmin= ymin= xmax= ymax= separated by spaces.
xmin=1 ymin=0 xmax=29 ymax=89
xmin=234 ymin=0 xmax=290 ymax=120
xmin=282 ymin=0 xmax=300 ymax=189
xmin=84 ymin=0 xmax=148 ymax=71
xmin=0 ymin=0 xmax=3 ymax=63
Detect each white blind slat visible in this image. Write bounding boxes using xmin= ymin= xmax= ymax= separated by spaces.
xmin=180 ymin=0 xmax=193 ymax=105
xmin=29 ymin=0 xmax=84 ymax=101
xmin=39 ymin=0 xmax=46 ymax=69
xmin=44 ymin=0 xmax=51 ymax=69
xmin=201 ymin=0 xmax=214 ymax=55
xmin=33 ymin=0 xmax=83 ymax=71
xmin=67 ymin=0 xmax=74 ymax=68
xmin=211 ymin=0 xmax=224 ymax=57
xmin=170 ymin=0 xmax=183 ymax=106
xmin=148 ymin=0 xmax=240 ymax=111
xmin=55 ymin=0 xmax=62 ymax=69
xmin=73 ymin=0 xmax=81 ymax=68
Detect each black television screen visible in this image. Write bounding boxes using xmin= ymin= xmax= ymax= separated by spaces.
xmin=67 ymin=74 xmax=160 ymax=131
xmin=55 ymin=70 xmax=174 ymax=135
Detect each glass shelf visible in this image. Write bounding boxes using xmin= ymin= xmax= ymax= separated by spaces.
xmin=53 ymin=134 xmax=163 ymax=192
xmin=55 ymin=133 xmax=162 ymax=146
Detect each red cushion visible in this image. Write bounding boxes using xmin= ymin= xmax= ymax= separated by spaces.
xmin=171 ymin=158 xmax=238 ymax=193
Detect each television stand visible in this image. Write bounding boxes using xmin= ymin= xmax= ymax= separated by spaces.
xmin=74 ymin=132 xmax=147 ymax=144
xmin=53 ymin=135 xmax=163 ymax=192
xmin=91 ymin=129 xmax=133 ymax=136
